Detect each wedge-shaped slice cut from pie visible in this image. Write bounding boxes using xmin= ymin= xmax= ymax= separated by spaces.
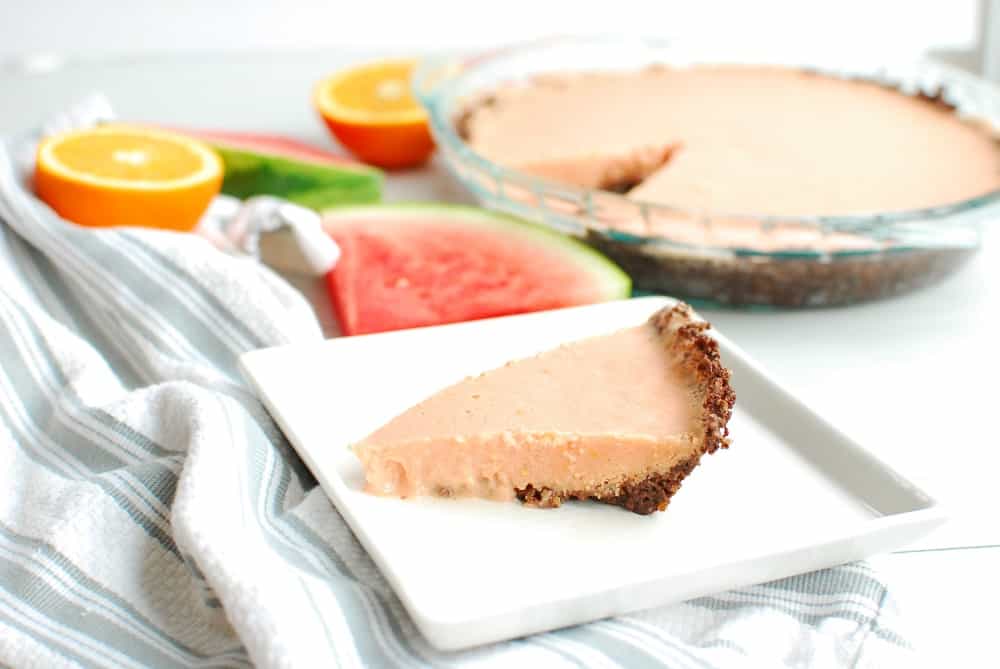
xmin=352 ymin=303 xmax=735 ymax=514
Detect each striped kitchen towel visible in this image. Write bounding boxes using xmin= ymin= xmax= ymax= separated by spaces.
xmin=0 ymin=104 xmax=912 ymax=668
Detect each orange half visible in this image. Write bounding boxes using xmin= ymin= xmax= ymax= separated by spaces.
xmin=314 ymin=59 xmax=434 ymax=169
xmin=34 ymin=125 xmax=223 ymax=231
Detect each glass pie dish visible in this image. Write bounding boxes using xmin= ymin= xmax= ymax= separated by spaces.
xmin=413 ymin=36 xmax=1000 ymax=307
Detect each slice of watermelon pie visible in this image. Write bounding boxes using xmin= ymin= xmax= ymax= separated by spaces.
xmin=352 ymin=303 xmax=735 ymax=514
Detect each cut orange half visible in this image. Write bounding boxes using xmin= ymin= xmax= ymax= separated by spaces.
xmin=34 ymin=125 xmax=223 ymax=231
xmin=314 ymin=59 xmax=435 ymax=169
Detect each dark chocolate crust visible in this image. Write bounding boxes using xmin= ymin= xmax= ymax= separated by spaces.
xmin=515 ymin=303 xmax=735 ymax=515
xmin=516 ymin=453 xmax=702 ymax=515
xmin=650 ymin=303 xmax=735 ymax=456
xmin=586 ymin=230 xmax=975 ymax=308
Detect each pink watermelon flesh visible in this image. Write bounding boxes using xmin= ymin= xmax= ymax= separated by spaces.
xmin=164 ymin=127 xmax=362 ymax=167
xmin=323 ymin=205 xmax=631 ymax=336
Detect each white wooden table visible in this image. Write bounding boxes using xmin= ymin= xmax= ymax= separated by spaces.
xmin=3 ymin=49 xmax=997 ymax=667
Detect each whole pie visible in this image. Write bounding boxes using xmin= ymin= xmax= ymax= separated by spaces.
xmin=352 ymin=303 xmax=735 ymax=514
xmin=459 ymin=65 xmax=1000 ymax=217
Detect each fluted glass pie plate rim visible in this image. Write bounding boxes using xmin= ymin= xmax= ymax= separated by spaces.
xmin=413 ymin=35 xmax=1000 ymax=262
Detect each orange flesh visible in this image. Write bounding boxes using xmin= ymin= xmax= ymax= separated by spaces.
xmin=34 ymin=127 xmax=221 ymax=230
xmin=325 ymin=61 xmax=423 ymax=118
xmin=50 ymin=133 xmax=205 ymax=182
xmin=316 ymin=59 xmax=434 ymax=168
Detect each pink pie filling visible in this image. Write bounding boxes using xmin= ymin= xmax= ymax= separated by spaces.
xmin=353 ymin=322 xmax=700 ymax=500
xmin=462 ymin=66 xmax=1000 ymax=250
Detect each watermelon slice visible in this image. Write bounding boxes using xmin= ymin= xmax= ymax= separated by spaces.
xmin=323 ymin=204 xmax=631 ymax=336
xmin=167 ymin=128 xmax=383 ymax=209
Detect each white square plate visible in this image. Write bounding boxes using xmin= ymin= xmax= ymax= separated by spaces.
xmin=239 ymin=296 xmax=946 ymax=651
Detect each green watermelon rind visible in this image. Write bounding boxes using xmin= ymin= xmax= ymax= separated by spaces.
xmin=322 ymin=202 xmax=632 ymax=300
xmin=211 ymin=144 xmax=383 ymax=209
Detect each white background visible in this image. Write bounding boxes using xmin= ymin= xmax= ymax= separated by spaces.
xmin=0 ymin=0 xmax=985 ymax=65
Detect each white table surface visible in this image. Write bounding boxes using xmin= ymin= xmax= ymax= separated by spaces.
xmin=3 ymin=49 xmax=997 ymax=666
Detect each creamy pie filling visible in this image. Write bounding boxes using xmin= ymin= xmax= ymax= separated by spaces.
xmin=354 ymin=321 xmax=701 ymax=501
xmin=462 ymin=66 xmax=1000 ymax=218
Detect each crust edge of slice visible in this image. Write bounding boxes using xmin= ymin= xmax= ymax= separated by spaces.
xmin=516 ymin=302 xmax=736 ymax=515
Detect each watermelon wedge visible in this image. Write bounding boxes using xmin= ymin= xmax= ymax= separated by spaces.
xmin=166 ymin=128 xmax=383 ymax=209
xmin=323 ymin=204 xmax=631 ymax=336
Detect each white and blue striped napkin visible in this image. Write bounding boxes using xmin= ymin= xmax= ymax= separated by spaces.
xmin=0 ymin=104 xmax=913 ymax=668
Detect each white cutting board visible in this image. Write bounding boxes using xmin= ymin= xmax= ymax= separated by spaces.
xmin=239 ymin=296 xmax=945 ymax=650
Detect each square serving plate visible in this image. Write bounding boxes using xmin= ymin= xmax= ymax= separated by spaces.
xmin=238 ymin=296 xmax=946 ymax=651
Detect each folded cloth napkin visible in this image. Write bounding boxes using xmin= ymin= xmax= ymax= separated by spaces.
xmin=0 ymin=104 xmax=913 ymax=669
